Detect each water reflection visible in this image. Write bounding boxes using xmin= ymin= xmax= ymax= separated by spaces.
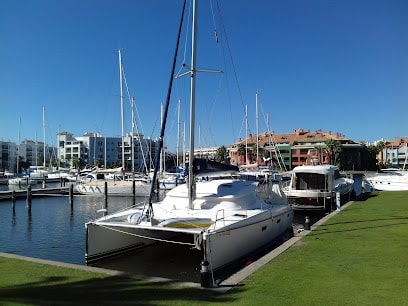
xmin=0 ymin=189 xmax=139 ymax=264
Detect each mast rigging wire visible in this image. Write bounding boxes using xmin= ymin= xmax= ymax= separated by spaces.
xmin=147 ymin=0 xmax=187 ymax=215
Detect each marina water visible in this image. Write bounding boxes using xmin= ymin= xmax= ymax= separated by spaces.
xmin=0 ymin=184 xmax=139 ymax=265
xmin=0 ymin=184 xmax=205 ymax=282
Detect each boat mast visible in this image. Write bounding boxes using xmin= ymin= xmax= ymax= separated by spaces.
xmin=245 ymin=104 xmax=248 ymax=165
xmin=104 ymin=136 xmax=107 ymax=169
xmin=131 ymin=97 xmax=135 ymax=176
xmin=160 ymin=102 xmax=164 ymax=174
xmin=17 ymin=117 xmax=21 ymax=174
xmin=147 ymin=0 xmax=187 ymax=208
xmin=42 ymin=106 xmax=46 ymax=168
xmin=35 ymin=130 xmax=37 ymax=166
xmin=183 ymin=122 xmax=186 ymax=168
xmin=256 ymin=93 xmax=259 ymax=166
xmin=188 ymin=0 xmax=198 ymax=210
xmin=118 ymin=50 xmax=125 ymax=173
xmin=177 ymin=99 xmax=180 ymax=168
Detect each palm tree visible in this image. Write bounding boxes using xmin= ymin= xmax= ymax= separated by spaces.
xmin=215 ymin=146 xmax=228 ymax=163
xmin=376 ymin=141 xmax=386 ymax=167
xmin=314 ymin=145 xmax=326 ymax=164
xmin=325 ymin=139 xmax=342 ymax=166
xmin=237 ymin=143 xmax=246 ymax=164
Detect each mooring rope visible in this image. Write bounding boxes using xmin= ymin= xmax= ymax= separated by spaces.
xmin=96 ymin=223 xmax=196 ymax=246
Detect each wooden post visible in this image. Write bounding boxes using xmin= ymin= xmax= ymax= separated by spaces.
xmin=69 ymin=184 xmax=74 ymax=208
xmin=12 ymin=190 xmax=16 ymax=209
xmin=26 ymin=185 xmax=32 ymax=209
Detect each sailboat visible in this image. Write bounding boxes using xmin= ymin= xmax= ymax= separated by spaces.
xmin=8 ymin=118 xmax=36 ymax=187
xmin=85 ymin=0 xmax=293 ymax=287
xmin=76 ymin=50 xmax=151 ymax=197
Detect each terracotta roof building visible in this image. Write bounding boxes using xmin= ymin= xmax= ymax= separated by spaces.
xmin=229 ymin=129 xmax=367 ymax=171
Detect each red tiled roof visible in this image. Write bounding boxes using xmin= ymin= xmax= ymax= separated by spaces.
xmin=231 ymin=129 xmax=350 ymax=147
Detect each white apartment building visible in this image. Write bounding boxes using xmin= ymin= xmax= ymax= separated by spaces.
xmin=0 ymin=140 xmax=17 ymax=173
xmin=18 ymin=140 xmax=53 ymax=167
xmin=58 ymin=132 xmax=159 ymax=172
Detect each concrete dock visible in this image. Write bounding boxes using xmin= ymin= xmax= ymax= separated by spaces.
xmin=0 ymin=186 xmax=71 ymax=201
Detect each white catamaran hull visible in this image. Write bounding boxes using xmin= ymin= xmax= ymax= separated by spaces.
xmin=85 ymin=179 xmax=293 ymax=272
xmin=86 ymin=206 xmax=292 ymax=271
xmin=202 ymin=208 xmax=292 ymax=270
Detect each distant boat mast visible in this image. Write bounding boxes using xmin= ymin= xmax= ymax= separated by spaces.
xmin=42 ymin=106 xmax=46 ymax=167
xmin=118 ymin=49 xmax=125 ymax=172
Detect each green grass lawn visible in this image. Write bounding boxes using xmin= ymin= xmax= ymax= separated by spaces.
xmin=1 ymin=191 xmax=408 ymax=305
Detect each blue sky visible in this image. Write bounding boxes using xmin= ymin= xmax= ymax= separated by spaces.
xmin=1 ymin=0 xmax=407 ymax=152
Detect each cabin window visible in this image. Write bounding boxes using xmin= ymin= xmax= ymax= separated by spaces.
xmin=295 ymin=173 xmax=327 ymax=191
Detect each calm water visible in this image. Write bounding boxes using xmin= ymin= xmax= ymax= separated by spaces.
xmin=0 ymin=184 xmax=142 ymax=265
xmin=0 ymin=184 xmax=204 ymax=282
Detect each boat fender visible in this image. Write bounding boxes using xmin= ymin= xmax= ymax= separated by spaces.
xmin=127 ymin=213 xmax=142 ymax=224
xmin=194 ymin=233 xmax=203 ymax=250
xmin=305 ymin=216 xmax=311 ymax=230
xmin=200 ymin=260 xmax=212 ymax=288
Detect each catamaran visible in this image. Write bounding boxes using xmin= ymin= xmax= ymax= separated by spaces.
xmin=85 ymin=0 xmax=293 ymax=287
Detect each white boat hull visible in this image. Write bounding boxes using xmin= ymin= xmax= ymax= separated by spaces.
xmin=203 ymin=208 xmax=292 ymax=270
xmin=285 ymin=188 xmax=353 ymax=210
xmin=86 ymin=207 xmax=292 ymax=271
xmin=85 ymin=179 xmax=293 ymax=273
xmin=76 ymin=181 xmax=151 ymax=197
xmin=8 ymin=177 xmax=36 ymax=186
xmin=366 ymin=174 xmax=408 ymax=191
xmin=283 ymin=165 xmax=354 ymax=210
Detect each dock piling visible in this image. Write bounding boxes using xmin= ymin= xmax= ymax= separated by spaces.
xmin=12 ymin=190 xmax=16 ymax=208
xmin=69 ymin=184 xmax=74 ymax=207
xmin=26 ymin=185 xmax=32 ymax=208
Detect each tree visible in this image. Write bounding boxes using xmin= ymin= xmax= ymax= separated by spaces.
xmin=237 ymin=143 xmax=246 ymax=155
xmin=314 ymin=145 xmax=327 ymax=164
xmin=95 ymin=158 xmax=103 ymax=168
xmin=236 ymin=143 xmax=246 ymax=164
xmin=325 ymin=139 xmax=342 ymax=166
xmin=72 ymin=157 xmax=79 ymax=169
xmin=38 ymin=153 xmax=44 ymax=166
xmin=215 ymin=146 xmax=228 ymax=163
xmin=50 ymin=158 xmax=58 ymax=167
xmin=367 ymin=144 xmax=379 ymax=170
